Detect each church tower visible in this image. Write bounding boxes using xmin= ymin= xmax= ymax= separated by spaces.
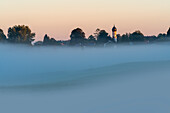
xmin=112 ymin=25 xmax=117 ymax=42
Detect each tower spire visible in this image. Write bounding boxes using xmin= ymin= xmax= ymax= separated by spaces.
xmin=112 ymin=25 xmax=117 ymax=42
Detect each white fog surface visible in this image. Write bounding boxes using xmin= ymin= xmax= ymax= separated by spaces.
xmin=0 ymin=43 xmax=170 ymax=113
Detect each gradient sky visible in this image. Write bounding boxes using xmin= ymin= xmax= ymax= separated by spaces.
xmin=0 ymin=0 xmax=170 ymax=41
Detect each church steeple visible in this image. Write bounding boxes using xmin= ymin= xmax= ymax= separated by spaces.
xmin=112 ymin=25 xmax=117 ymax=32
xmin=112 ymin=25 xmax=117 ymax=42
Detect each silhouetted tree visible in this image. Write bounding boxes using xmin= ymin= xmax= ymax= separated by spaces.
xmin=43 ymin=34 xmax=50 ymax=45
xmin=144 ymin=35 xmax=157 ymax=42
xmin=50 ymin=38 xmax=57 ymax=45
xmin=88 ymin=35 xmax=96 ymax=42
xmin=86 ymin=35 xmax=96 ymax=46
xmin=70 ymin=28 xmax=85 ymax=45
xmin=97 ymin=30 xmax=111 ymax=44
xmin=129 ymin=30 xmax=144 ymax=42
xmin=119 ymin=33 xmax=130 ymax=42
xmin=94 ymin=28 xmax=100 ymax=40
xmin=158 ymin=33 xmax=166 ymax=38
xmin=156 ymin=33 xmax=168 ymax=42
xmin=43 ymin=34 xmax=60 ymax=46
xmin=0 ymin=29 xmax=7 ymax=42
xmin=7 ymin=25 xmax=35 ymax=44
xmin=167 ymin=27 xmax=170 ymax=37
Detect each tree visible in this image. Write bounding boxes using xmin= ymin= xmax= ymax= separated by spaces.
xmin=43 ymin=34 xmax=60 ymax=46
xmin=144 ymin=35 xmax=157 ymax=42
xmin=88 ymin=35 xmax=96 ymax=42
xmin=167 ymin=27 xmax=170 ymax=37
xmin=97 ymin=30 xmax=111 ymax=44
xmin=43 ymin=34 xmax=50 ymax=45
xmin=0 ymin=29 xmax=7 ymax=42
xmin=158 ymin=33 xmax=166 ymax=38
xmin=70 ymin=28 xmax=85 ymax=45
xmin=119 ymin=33 xmax=130 ymax=42
xmin=50 ymin=38 xmax=57 ymax=45
xmin=129 ymin=30 xmax=144 ymax=42
xmin=86 ymin=35 xmax=96 ymax=46
xmin=94 ymin=28 xmax=100 ymax=40
xmin=7 ymin=25 xmax=35 ymax=44
xmin=156 ymin=33 xmax=167 ymax=41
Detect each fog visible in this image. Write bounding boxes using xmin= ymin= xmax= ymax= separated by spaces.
xmin=0 ymin=43 xmax=170 ymax=113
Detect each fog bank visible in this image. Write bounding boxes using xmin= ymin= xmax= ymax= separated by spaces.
xmin=0 ymin=43 xmax=170 ymax=113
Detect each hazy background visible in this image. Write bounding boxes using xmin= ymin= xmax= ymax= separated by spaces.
xmin=0 ymin=0 xmax=170 ymax=41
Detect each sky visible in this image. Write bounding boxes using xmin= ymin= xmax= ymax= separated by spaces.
xmin=0 ymin=0 xmax=170 ymax=41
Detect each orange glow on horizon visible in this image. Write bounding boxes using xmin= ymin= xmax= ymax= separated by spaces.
xmin=0 ymin=0 xmax=170 ymax=41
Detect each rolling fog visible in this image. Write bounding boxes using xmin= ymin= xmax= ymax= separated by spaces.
xmin=0 ymin=43 xmax=170 ymax=113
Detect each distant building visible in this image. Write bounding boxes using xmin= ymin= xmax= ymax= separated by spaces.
xmin=112 ymin=25 xmax=117 ymax=42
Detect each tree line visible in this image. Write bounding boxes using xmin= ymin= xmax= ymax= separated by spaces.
xmin=0 ymin=25 xmax=170 ymax=46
